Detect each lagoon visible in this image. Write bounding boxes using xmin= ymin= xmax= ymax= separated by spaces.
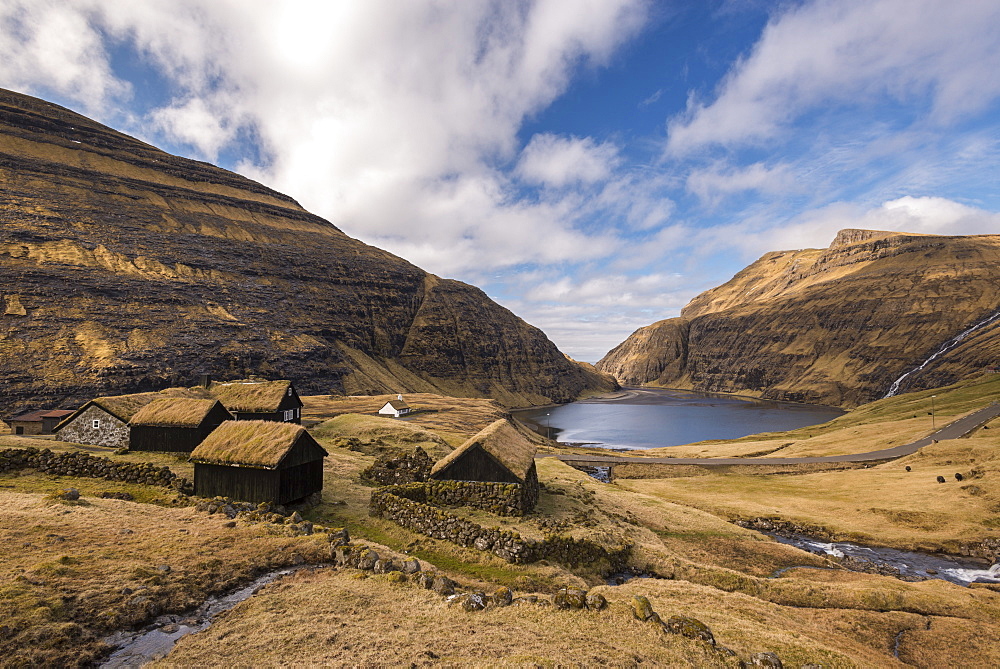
xmin=515 ymin=387 xmax=844 ymax=451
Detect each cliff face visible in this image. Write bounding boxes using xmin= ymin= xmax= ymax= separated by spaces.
xmin=0 ymin=89 xmax=615 ymax=411
xmin=597 ymin=230 xmax=1000 ymax=407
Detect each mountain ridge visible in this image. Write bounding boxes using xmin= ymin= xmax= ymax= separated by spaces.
xmin=0 ymin=88 xmax=615 ymax=412
xmin=597 ymin=230 xmax=1000 ymax=407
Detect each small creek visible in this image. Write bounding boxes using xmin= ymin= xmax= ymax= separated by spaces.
xmin=100 ymin=565 xmax=319 ymax=668
xmin=767 ymin=533 xmax=1000 ymax=586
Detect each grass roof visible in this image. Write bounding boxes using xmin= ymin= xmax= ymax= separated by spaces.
xmin=130 ymin=398 xmax=227 ymax=427
xmin=430 ymin=418 xmax=537 ymax=482
xmin=209 ymin=380 xmax=293 ymax=413
xmin=190 ymin=420 xmax=324 ymax=468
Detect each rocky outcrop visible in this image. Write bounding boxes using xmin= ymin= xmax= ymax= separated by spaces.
xmin=597 ymin=230 xmax=1000 ymax=406
xmin=0 ymin=89 xmax=615 ymax=413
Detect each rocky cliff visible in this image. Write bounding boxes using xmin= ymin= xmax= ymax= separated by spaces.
xmin=0 ymin=89 xmax=615 ymax=412
xmin=597 ymin=230 xmax=1000 ymax=407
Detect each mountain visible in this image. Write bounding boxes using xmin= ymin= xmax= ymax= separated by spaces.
xmin=0 ymin=89 xmax=615 ymax=411
xmin=597 ymin=229 xmax=1000 ymax=407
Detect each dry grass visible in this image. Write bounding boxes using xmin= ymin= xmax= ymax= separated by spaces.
xmin=209 ymin=380 xmax=292 ymax=413
xmin=190 ymin=420 xmax=316 ymax=468
xmin=311 ymin=413 xmax=455 ymax=459
xmin=302 ymin=393 xmax=509 ymax=437
xmin=0 ymin=487 xmax=329 ymax=667
xmin=129 ymin=398 xmax=226 ymax=427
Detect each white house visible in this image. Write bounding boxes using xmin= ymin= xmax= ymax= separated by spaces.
xmin=378 ymin=395 xmax=411 ymax=418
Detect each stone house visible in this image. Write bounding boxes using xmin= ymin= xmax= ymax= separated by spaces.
xmin=429 ymin=418 xmax=540 ymax=511
xmin=9 ymin=409 xmax=74 ymax=435
xmin=54 ymin=389 xmax=204 ymax=450
xmin=190 ymin=420 xmax=327 ymax=504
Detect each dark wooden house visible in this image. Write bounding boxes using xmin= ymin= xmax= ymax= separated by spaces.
xmin=208 ymin=380 xmax=303 ymax=423
xmin=129 ymin=398 xmax=232 ymax=452
xmin=189 ymin=420 xmax=328 ymax=504
xmin=430 ymin=419 xmax=540 ymax=510
xmin=9 ymin=409 xmax=74 ymax=435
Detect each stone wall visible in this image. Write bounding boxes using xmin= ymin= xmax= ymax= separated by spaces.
xmin=55 ymin=405 xmax=130 ymax=450
xmin=0 ymin=447 xmax=186 ymax=490
xmin=370 ymin=483 xmax=630 ymax=567
xmin=360 ymin=447 xmax=433 ymax=486
xmin=390 ymin=480 xmax=531 ymax=517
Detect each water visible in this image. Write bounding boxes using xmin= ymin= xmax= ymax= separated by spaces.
xmin=770 ymin=534 xmax=999 ymax=586
xmin=516 ymin=388 xmax=843 ymax=450
xmin=884 ymin=307 xmax=1000 ymax=398
xmin=100 ymin=566 xmax=316 ymax=667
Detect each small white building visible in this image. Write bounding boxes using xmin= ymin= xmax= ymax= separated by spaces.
xmin=378 ymin=394 xmax=411 ymax=418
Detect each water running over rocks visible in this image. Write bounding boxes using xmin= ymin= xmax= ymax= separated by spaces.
xmin=884 ymin=307 xmax=1000 ymax=398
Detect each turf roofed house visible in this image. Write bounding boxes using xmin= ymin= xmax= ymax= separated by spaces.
xmin=189 ymin=421 xmax=327 ymax=504
xmin=129 ymin=398 xmax=232 ymax=452
xmin=209 ymin=380 xmax=303 ymax=423
xmin=430 ymin=419 xmax=540 ymax=511
xmin=54 ymin=390 xmax=201 ymax=450
xmin=8 ymin=409 xmax=74 ymax=435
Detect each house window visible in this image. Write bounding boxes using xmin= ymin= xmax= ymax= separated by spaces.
xmin=92 ymin=419 xmax=101 ymax=429
xmin=283 ymin=410 xmax=293 ymax=421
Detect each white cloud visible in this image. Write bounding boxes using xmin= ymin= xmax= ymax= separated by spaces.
xmin=149 ymin=96 xmax=238 ymax=161
xmin=516 ymin=134 xmax=621 ymax=187
xmin=0 ymin=0 xmax=129 ymax=114
xmin=686 ymin=161 xmax=794 ymax=205
xmin=667 ymin=0 xmax=1000 ymax=155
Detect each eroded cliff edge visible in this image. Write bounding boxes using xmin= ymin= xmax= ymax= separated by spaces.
xmin=0 ymin=89 xmax=615 ymax=410
xmin=597 ymin=229 xmax=1000 ymax=407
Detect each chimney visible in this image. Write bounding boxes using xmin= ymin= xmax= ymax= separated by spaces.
xmin=397 ymin=394 xmax=403 ymax=401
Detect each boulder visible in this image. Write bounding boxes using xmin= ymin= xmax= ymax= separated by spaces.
xmin=553 ymin=587 xmax=588 ymax=610
xmin=357 ymin=549 xmax=379 ymax=570
xmin=631 ymin=595 xmax=655 ymax=621
xmin=460 ymin=592 xmax=487 ymax=612
xmin=432 ymin=575 xmax=457 ymax=596
xmin=401 ymin=558 xmax=421 ymax=574
xmin=749 ymin=651 xmax=783 ymax=667
xmin=585 ymin=593 xmax=608 ymax=611
xmin=57 ymin=488 xmax=80 ymax=501
xmin=490 ymin=587 xmax=513 ymax=607
xmin=663 ymin=615 xmax=715 ymax=645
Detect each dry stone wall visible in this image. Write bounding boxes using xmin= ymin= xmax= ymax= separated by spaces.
xmin=370 ymin=483 xmax=630 ymax=567
xmin=0 ymin=447 xmax=187 ymax=490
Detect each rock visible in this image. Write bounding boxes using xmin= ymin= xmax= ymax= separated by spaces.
xmin=631 ymin=595 xmax=655 ymax=621
xmin=357 ymin=549 xmax=379 ymax=570
xmin=290 ymin=511 xmax=303 ymax=523
xmin=328 ymin=527 xmax=350 ymax=546
xmin=431 ymin=575 xmax=456 ymax=596
xmin=553 ymin=587 xmax=588 ymax=610
xmin=937 ymin=476 xmax=946 ymax=483
xmin=955 ymin=473 xmax=964 ymax=481
xmin=663 ymin=615 xmax=715 ymax=645
xmin=512 ymin=596 xmax=538 ymax=606
xmin=373 ymin=559 xmax=396 ymax=574
xmin=490 ymin=586 xmax=513 ymax=607
xmin=401 ymin=557 xmax=421 ymax=574
xmin=585 ymin=592 xmax=608 ymax=610
xmin=460 ymin=592 xmax=487 ymax=612
xmin=156 ymin=565 xmax=171 ymax=573
xmin=57 ymin=488 xmax=80 ymax=501
xmin=905 ymin=466 xmax=912 ymax=472
xmin=749 ymin=651 xmax=783 ymax=667
xmin=386 ymin=571 xmax=406 ymax=584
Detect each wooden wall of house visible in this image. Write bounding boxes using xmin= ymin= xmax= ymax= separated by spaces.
xmin=194 ymin=460 xmax=323 ymax=504
xmin=431 ymin=445 xmax=521 ymax=484
xmin=278 ymin=461 xmax=323 ymax=504
xmin=194 ymin=463 xmax=280 ymax=502
xmin=130 ymin=425 xmax=209 ymax=452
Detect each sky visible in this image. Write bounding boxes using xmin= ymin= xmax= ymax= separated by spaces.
xmin=2 ymin=0 xmax=1000 ymax=362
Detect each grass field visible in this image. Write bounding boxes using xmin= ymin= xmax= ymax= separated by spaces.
xmin=2 ymin=378 xmax=999 ymax=666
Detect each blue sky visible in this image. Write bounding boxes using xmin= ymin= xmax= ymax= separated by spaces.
xmin=3 ymin=0 xmax=1000 ymax=361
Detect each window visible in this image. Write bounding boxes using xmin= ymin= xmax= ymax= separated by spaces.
xmin=283 ymin=410 xmax=293 ymax=421
xmin=92 ymin=419 xmax=100 ymax=429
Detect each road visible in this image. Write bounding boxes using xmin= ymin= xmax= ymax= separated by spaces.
xmin=541 ymin=402 xmax=1000 ymax=468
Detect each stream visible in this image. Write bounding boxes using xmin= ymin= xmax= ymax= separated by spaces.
xmin=767 ymin=533 xmax=1000 ymax=586
xmin=100 ymin=565 xmax=318 ymax=667
xmin=884 ymin=306 xmax=1000 ymax=397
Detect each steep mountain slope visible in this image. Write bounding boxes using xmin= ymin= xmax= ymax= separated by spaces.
xmin=0 ymin=89 xmax=615 ymax=411
xmin=597 ymin=229 xmax=1000 ymax=407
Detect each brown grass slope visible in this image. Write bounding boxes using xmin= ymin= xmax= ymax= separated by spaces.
xmin=597 ymin=228 xmax=1000 ymax=407
xmin=0 ymin=88 xmax=614 ymax=414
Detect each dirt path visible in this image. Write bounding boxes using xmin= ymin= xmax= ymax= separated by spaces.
xmin=542 ymin=402 xmax=1000 ymax=467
